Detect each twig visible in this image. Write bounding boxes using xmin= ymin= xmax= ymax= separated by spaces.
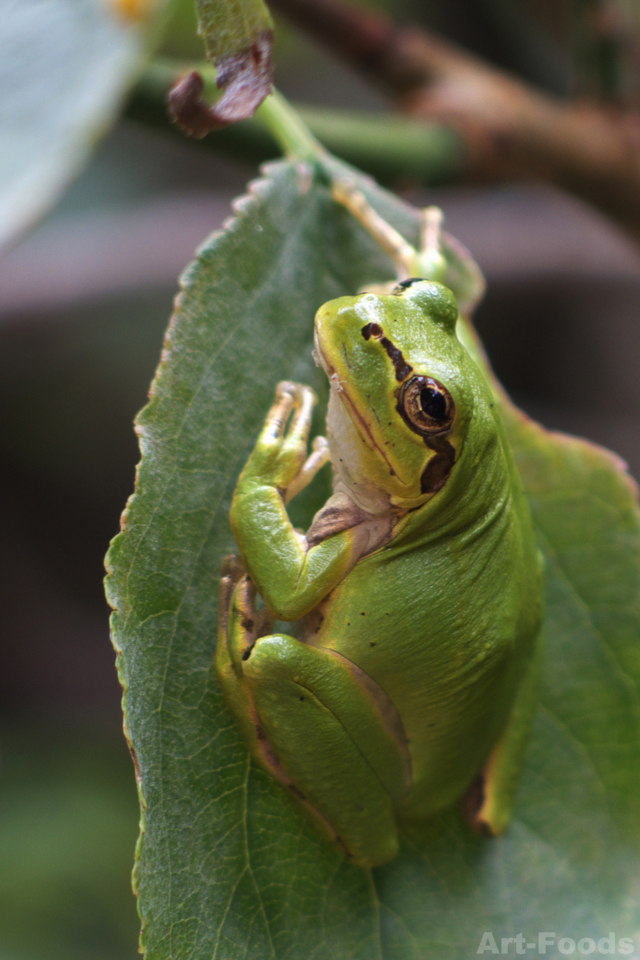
xmin=270 ymin=0 xmax=640 ymax=240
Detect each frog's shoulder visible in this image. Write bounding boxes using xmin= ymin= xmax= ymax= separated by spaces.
xmin=306 ymin=490 xmax=394 ymax=557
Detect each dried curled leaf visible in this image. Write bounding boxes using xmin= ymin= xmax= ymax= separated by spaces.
xmin=167 ymin=31 xmax=273 ymax=136
xmin=168 ymin=0 xmax=275 ymax=136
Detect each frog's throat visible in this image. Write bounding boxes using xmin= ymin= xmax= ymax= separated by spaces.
xmin=315 ymin=337 xmax=397 ymax=475
xmin=324 ymin=380 xmax=395 ymax=516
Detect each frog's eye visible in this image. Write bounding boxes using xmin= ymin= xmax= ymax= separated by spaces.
xmin=398 ymin=376 xmax=455 ymax=435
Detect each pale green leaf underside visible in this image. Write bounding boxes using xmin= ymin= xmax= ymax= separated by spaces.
xmin=106 ymin=160 xmax=640 ymax=959
xmin=0 ymin=0 xmax=155 ymax=249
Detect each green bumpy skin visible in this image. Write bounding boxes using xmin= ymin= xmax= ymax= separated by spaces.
xmin=216 ymin=280 xmax=544 ymax=869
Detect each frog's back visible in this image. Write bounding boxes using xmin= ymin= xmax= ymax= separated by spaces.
xmin=310 ymin=407 xmax=543 ymax=822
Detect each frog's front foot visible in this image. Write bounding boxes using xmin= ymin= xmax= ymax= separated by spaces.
xmin=285 ymin=434 xmax=330 ymax=504
xmin=241 ymin=381 xmax=330 ymax=504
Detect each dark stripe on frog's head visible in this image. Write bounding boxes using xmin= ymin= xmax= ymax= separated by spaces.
xmin=361 ymin=322 xmax=413 ymax=382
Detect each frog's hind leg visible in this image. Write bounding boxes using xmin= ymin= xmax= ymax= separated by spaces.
xmin=217 ymin=574 xmax=399 ymax=865
xmin=217 ymin=574 xmax=411 ymax=867
xmin=463 ymin=632 xmax=543 ymax=836
xmin=241 ymin=631 xmax=410 ymax=868
xmin=217 ymin=572 xmax=343 ymax=842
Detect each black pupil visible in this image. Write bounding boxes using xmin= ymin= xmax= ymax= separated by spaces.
xmin=420 ymin=386 xmax=447 ymax=420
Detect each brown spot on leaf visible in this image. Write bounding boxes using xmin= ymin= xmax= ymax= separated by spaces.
xmin=289 ymin=783 xmax=308 ymax=801
xmin=129 ymin=743 xmax=142 ymax=785
xmin=167 ymin=31 xmax=274 ymax=137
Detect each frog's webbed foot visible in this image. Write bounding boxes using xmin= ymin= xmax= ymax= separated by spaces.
xmin=331 ymin=178 xmax=447 ymax=285
xmin=218 ymin=554 xmax=246 ymax=641
xmin=219 ymin=561 xmax=275 ymax=673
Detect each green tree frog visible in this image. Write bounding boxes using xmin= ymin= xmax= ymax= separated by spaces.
xmin=216 ymin=187 xmax=544 ymax=869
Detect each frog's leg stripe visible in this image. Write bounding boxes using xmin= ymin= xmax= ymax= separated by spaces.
xmin=251 ymin=637 xmax=411 ymax=800
xmin=325 ymin=648 xmax=413 ymax=792
xmin=464 ymin=629 xmax=543 ymax=835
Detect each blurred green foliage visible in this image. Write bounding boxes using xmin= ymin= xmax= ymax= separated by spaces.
xmin=0 ymin=727 xmax=139 ymax=960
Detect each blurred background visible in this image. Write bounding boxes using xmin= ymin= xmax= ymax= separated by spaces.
xmin=2 ymin=0 xmax=640 ymax=957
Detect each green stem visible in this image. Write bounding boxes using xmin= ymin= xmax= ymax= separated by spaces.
xmin=255 ymin=89 xmax=326 ymax=162
xmin=126 ymin=58 xmax=466 ymax=185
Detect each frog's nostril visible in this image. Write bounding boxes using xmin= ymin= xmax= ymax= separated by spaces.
xmin=361 ymin=322 xmax=383 ymax=340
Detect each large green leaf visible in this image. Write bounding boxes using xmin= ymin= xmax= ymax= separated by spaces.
xmin=106 ymin=159 xmax=640 ymax=958
xmin=0 ymin=0 xmax=167 ymax=249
